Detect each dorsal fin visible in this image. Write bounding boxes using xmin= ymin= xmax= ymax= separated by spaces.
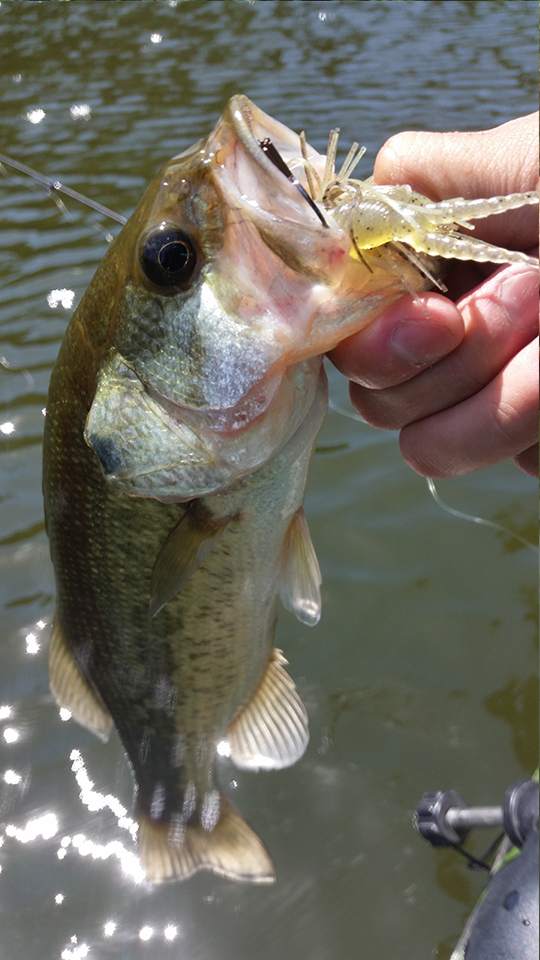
xmin=277 ymin=507 xmax=322 ymax=625
xmin=227 ymin=649 xmax=309 ymax=771
xmin=48 ymin=617 xmax=112 ymax=741
xmin=149 ymin=503 xmax=231 ymax=618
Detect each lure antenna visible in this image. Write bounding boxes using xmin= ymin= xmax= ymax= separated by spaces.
xmin=0 ymin=151 xmax=127 ymax=225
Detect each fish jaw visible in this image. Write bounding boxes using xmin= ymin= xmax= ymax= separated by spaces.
xmin=81 ymin=95 xmax=427 ymax=503
xmin=81 ymin=97 xmax=350 ymax=500
xmin=84 ymin=351 xmax=322 ymax=501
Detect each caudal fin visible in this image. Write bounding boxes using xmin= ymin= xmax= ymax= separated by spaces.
xmin=137 ymin=794 xmax=275 ymax=884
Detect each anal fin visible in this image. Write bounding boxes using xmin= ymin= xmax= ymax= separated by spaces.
xmin=137 ymin=793 xmax=275 ymax=884
xmin=48 ymin=616 xmax=112 ymax=741
xmin=227 ymin=649 xmax=309 ymax=771
xmin=277 ymin=507 xmax=322 ymax=625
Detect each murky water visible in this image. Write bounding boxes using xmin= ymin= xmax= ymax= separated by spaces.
xmin=0 ymin=3 xmax=537 ymax=959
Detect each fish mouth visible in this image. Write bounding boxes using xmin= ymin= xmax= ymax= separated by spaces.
xmin=84 ymin=97 xmax=348 ymax=502
xmin=224 ymin=94 xmax=327 ymax=219
xmin=200 ymin=96 xmax=347 ymax=287
xmin=226 ymin=95 xmax=317 ymax=183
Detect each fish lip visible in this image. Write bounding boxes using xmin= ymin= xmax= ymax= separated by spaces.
xmin=171 ymin=95 xmax=298 ymax=186
xmin=226 ymin=95 xmax=274 ymax=167
xmin=224 ymin=94 xmax=321 ymax=204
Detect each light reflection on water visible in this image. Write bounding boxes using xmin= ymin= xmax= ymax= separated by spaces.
xmin=2 ymin=744 xmax=186 ymax=955
xmin=5 ymin=811 xmax=58 ymax=844
xmin=0 ymin=2 xmax=538 ymax=960
xmin=58 ymin=750 xmax=142 ymax=881
xmin=4 ymin=769 xmax=22 ymax=785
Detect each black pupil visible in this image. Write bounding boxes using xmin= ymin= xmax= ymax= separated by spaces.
xmin=141 ymin=227 xmax=196 ymax=289
xmin=160 ymin=241 xmax=187 ymax=272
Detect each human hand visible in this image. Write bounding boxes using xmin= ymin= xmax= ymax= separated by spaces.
xmin=329 ymin=113 xmax=539 ymax=478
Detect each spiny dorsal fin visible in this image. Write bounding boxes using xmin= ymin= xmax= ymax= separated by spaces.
xmin=277 ymin=507 xmax=322 ymax=625
xmin=149 ymin=503 xmax=231 ymax=619
xmin=48 ymin=617 xmax=112 ymax=741
xmin=137 ymin=793 xmax=275 ymax=884
xmin=227 ymin=649 xmax=309 ymax=771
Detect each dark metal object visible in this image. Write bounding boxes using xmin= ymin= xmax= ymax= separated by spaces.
xmin=415 ymin=779 xmax=539 ymax=960
xmin=504 ymin=779 xmax=539 ymax=849
xmin=258 ymin=137 xmax=329 ymax=228
xmin=416 ymin=789 xmax=474 ymax=846
xmin=415 ymin=780 xmax=538 ymax=849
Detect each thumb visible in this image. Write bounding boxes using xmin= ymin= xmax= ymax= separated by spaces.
xmin=373 ymin=114 xmax=539 ymax=249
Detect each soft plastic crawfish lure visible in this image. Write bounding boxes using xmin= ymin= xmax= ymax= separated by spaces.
xmin=296 ymin=129 xmax=539 ymax=289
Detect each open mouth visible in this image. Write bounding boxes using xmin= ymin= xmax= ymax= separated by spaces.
xmin=205 ymin=96 xmax=347 ymax=288
xmin=227 ymin=95 xmax=329 ymax=228
xmin=219 ymin=96 xmax=329 ymax=227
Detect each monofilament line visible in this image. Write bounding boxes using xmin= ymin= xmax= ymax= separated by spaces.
xmin=426 ymin=478 xmax=538 ymax=554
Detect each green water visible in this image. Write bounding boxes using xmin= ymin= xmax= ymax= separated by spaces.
xmin=0 ymin=3 xmax=537 ymax=959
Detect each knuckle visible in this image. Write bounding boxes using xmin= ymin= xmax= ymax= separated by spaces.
xmin=489 ymin=397 xmax=538 ymax=449
xmin=350 ymin=385 xmax=405 ymax=430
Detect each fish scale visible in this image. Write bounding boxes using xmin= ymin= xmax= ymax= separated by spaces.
xmin=43 ymin=94 xmax=537 ymax=884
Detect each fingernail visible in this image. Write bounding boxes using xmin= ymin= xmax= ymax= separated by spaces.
xmin=497 ymin=266 xmax=539 ymax=328
xmin=391 ymin=319 xmax=457 ymax=366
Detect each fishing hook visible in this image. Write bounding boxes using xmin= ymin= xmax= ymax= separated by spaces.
xmin=258 ymin=137 xmax=328 ymax=228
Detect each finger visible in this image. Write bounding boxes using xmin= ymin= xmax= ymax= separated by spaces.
xmin=514 ymin=444 xmax=539 ymax=479
xmin=373 ymin=114 xmax=539 ymax=250
xmin=328 ymin=292 xmax=464 ymax=389
xmin=348 ymin=264 xmax=539 ymax=430
xmin=399 ymin=337 xmax=539 ymax=478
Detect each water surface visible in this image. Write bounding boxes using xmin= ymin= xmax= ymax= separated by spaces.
xmin=0 ymin=3 xmax=537 ymax=959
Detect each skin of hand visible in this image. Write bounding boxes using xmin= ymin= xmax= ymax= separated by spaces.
xmin=329 ymin=113 xmax=539 ymax=479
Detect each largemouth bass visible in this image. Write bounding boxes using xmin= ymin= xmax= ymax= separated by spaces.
xmin=42 ymin=95 xmax=538 ymax=884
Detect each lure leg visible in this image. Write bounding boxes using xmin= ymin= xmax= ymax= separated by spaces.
xmin=403 ymin=230 xmax=539 ymax=265
xmin=421 ymin=191 xmax=539 ymax=226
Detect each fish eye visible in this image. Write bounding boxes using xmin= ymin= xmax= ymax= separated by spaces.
xmin=140 ymin=224 xmax=197 ymax=291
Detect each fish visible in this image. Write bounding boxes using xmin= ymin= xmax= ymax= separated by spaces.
xmin=41 ymin=95 xmax=538 ymax=884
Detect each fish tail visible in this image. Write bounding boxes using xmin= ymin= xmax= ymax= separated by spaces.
xmin=137 ymin=794 xmax=275 ymax=884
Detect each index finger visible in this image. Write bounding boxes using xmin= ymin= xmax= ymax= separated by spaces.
xmin=373 ymin=114 xmax=539 ymax=251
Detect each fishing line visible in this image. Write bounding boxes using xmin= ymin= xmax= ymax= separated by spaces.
xmin=426 ymin=477 xmax=538 ymax=555
xmin=327 ymin=401 xmax=536 ymax=553
xmin=0 ymin=152 xmax=128 ymax=225
xmin=328 ymin=398 xmax=367 ymax=423
xmin=452 ymin=843 xmax=492 ymax=872
xmin=3 ymin=153 xmax=535 ymax=557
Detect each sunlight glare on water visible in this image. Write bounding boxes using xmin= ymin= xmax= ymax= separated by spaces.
xmin=54 ymin=750 xmax=144 ymax=880
xmin=0 ymin=3 xmax=537 ymax=960
xmin=5 ymin=812 xmax=58 ymax=843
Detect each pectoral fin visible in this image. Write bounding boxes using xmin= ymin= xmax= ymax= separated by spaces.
xmin=277 ymin=507 xmax=322 ymax=625
xmin=149 ymin=503 xmax=231 ymax=618
xmin=48 ymin=617 xmax=112 ymax=741
xmin=227 ymin=649 xmax=309 ymax=771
